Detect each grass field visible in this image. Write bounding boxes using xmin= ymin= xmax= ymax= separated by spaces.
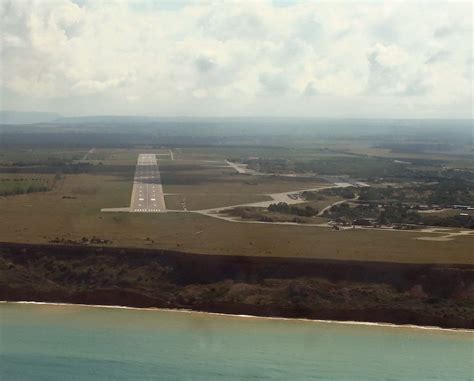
xmin=0 ymin=199 xmax=472 ymax=264
xmin=87 ymin=148 xmax=173 ymax=165
xmin=159 ymin=158 xmax=329 ymax=209
xmin=297 ymin=196 xmax=343 ymax=211
xmin=161 ymin=167 xmax=328 ymax=195
xmin=165 ymin=194 xmax=272 ymax=210
xmin=0 ymin=146 xmax=472 ymax=265
xmin=0 ymin=174 xmax=54 ymax=194
xmin=0 ymin=148 xmax=87 ymax=165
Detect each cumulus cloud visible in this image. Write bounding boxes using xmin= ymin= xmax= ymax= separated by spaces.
xmin=425 ymin=50 xmax=451 ymax=65
xmin=0 ymin=0 xmax=472 ymax=118
xmin=367 ymin=43 xmax=417 ymax=95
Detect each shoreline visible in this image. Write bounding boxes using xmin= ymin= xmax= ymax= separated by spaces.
xmin=3 ymin=300 xmax=473 ymax=334
xmin=2 ymin=241 xmax=473 ymax=330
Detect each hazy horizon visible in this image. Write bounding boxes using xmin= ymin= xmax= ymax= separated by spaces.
xmin=1 ymin=0 xmax=472 ymax=119
xmin=1 ymin=109 xmax=473 ymax=124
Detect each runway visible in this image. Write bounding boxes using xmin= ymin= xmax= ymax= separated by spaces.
xmin=130 ymin=154 xmax=166 ymax=213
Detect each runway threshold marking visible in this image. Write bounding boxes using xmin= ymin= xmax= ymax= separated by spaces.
xmin=130 ymin=154 xmax=167 ymax=213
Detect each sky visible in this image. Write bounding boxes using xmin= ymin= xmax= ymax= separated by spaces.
xmin=0 ymin=0 xmax=472 ymax=118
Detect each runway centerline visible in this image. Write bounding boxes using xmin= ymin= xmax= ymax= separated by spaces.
xmin=130 ymin=154 xmax=166 ymax=213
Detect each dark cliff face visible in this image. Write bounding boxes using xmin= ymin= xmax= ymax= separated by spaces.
xmin=0 ymin=242 xmax=473 ymax=329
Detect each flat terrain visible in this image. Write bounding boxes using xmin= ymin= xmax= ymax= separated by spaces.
xmin=0 ymin=196 xmax=473 ymax=264
xmin=0 ymin=145 xmax=473 ymax=264
xmin=165 ymin=194 xmax=271 ymax=211
xmin=1 ymin=119 xmax=472 ymax=332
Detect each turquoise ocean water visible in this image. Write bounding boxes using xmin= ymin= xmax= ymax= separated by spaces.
xmin=0 ymin=303 xmax=472 ymax=380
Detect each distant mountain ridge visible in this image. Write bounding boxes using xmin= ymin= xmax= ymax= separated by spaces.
xmin=0 ymin=111 xmax=62 ymax=125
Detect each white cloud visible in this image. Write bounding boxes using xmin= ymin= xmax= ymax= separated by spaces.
xmin=0 ymin=0 xmax=472 ymax=118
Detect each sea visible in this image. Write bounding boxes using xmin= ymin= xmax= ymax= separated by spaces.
xmin=0 ymin=302 xmax=472 ymax=380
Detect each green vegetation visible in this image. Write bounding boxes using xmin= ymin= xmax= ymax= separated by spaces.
xmin=293 ymin=157 xmax=411 ymax=179
xmin=303 ymin=187 xmax=357 ymax=200
xmin=324 ymin=202 xmax=379 ymax=221
xmin=224 ymin=202 xmax=327 ymax=224
xmin=0 ymin=178 xmax=52 ymax=196
xmin=0 ymin=149 xmax=86 ymax=165
xmin=378 ymin=204 xmax=422 ymax=225
xmin=422 ymin=214 xmax=474 ymax=229
xmin=1 ymin=245 xmax=473 ymax=328
xmin=165 ymin=194 xmax=271 ymax=211
xmin=359 ymin=179 xmax=474 ymax=207
xmin=324 ymin=201 xmax=474 ymax=229
xmin=0 ymin=124 xmax=473 ymax=264
xmin=268 ymin=202 xmax=318 ymax=217
xmin=0 ymin=121 xmax=473 ymax=331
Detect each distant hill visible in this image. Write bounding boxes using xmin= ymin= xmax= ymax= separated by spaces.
xmin=54 ymin=115 xmax=159 ymax=124
xmin=0 ymin=111 xmax=62 ymax=124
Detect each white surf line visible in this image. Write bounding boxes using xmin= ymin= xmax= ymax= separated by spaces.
xmin=2 ymin=301 xmax=472 ymax=333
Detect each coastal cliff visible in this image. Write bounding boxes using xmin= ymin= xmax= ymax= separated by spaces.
xmin=0 ymin=242 xmax=473 ymax=329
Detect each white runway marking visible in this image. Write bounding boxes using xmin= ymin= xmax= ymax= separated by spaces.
xmin=130 ymin=154 xmax=167 ymax=213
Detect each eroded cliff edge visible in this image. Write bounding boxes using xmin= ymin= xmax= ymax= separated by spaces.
xmin=0 ymin=242 xmax=473 ymax=329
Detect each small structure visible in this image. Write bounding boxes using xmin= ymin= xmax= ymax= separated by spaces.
xmin=453 ymin=205 xmax=471 ymax=210
xmin=352 ymin=218 xmax=373 ymax=227
xmin=416 ymin=205 xmax=430 ymax=210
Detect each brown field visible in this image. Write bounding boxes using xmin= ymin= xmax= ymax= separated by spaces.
xmin=0 ymin=185 xmax=473 ymax=264
xmin=0 ymin=148 xmax=87 ymax=165
xmin=419 ymin=209 xmax=474 ymax=218
xmin=165 ymin=194 xmax=272 ymax=211
xmin=162 ymin=173 xmax=329 ymax=196
xmin=0 ymin=173 xmax=132 ymax=214
xmin=330 ymin=143 xmax=474 ymax=166
xmin=0 ymin=173 xmax=55 ymax=182
xmin=159 ymin=159 xmax=330 ymax=206
xmin=0 ymin=147 xmax=473 ymax=265
xmin=299 ymin=196 xmax=344 ymax=211
xmin=87 ymin=148 xmax=173 ymax=165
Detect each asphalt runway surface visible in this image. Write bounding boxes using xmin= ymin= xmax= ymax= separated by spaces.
xmin=131 ymin=154 xmax=166 ymax=213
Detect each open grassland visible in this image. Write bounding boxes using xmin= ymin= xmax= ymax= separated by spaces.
xmin=165 ymin=194 xmax=272 ymax=211
xmin=172 ymin=145 xmax=354 ymax=163
xmin=159 ymin=161 xmax=235 ymax=176
xmin=1 ymin=146 xmax=473 ymax=265
xmin=0 ymin=180 xmax=50 ymax=196
xmin=0 ymin=173 xmax=132 ymax=216
xmin=172 ymin=145 xmax=473 ymax=183
xmin=0 ymin=174 xmax=54 ymax=196
xmin=159 ymin=159 xmax=330 ymax=209
xmin=162 ymin=169 xmax=328 ymax=195
xmin=0 ymin=148 xmax=87 ymax=165
xmin=330 ymin=142 xmax=474 ymax=166
xmin=85 ymin=148 xmax=172 ymax=165
xmin=169 ymin=141 xmax=472 ymax=166
xmin=299 ymin=196 xmax=343 ymax=211
xmin=0 ymin=186 xmax=473 ymax=264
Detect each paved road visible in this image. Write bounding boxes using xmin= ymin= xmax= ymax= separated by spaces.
xmin=131 ymin=154 xmax=166 ymax=213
